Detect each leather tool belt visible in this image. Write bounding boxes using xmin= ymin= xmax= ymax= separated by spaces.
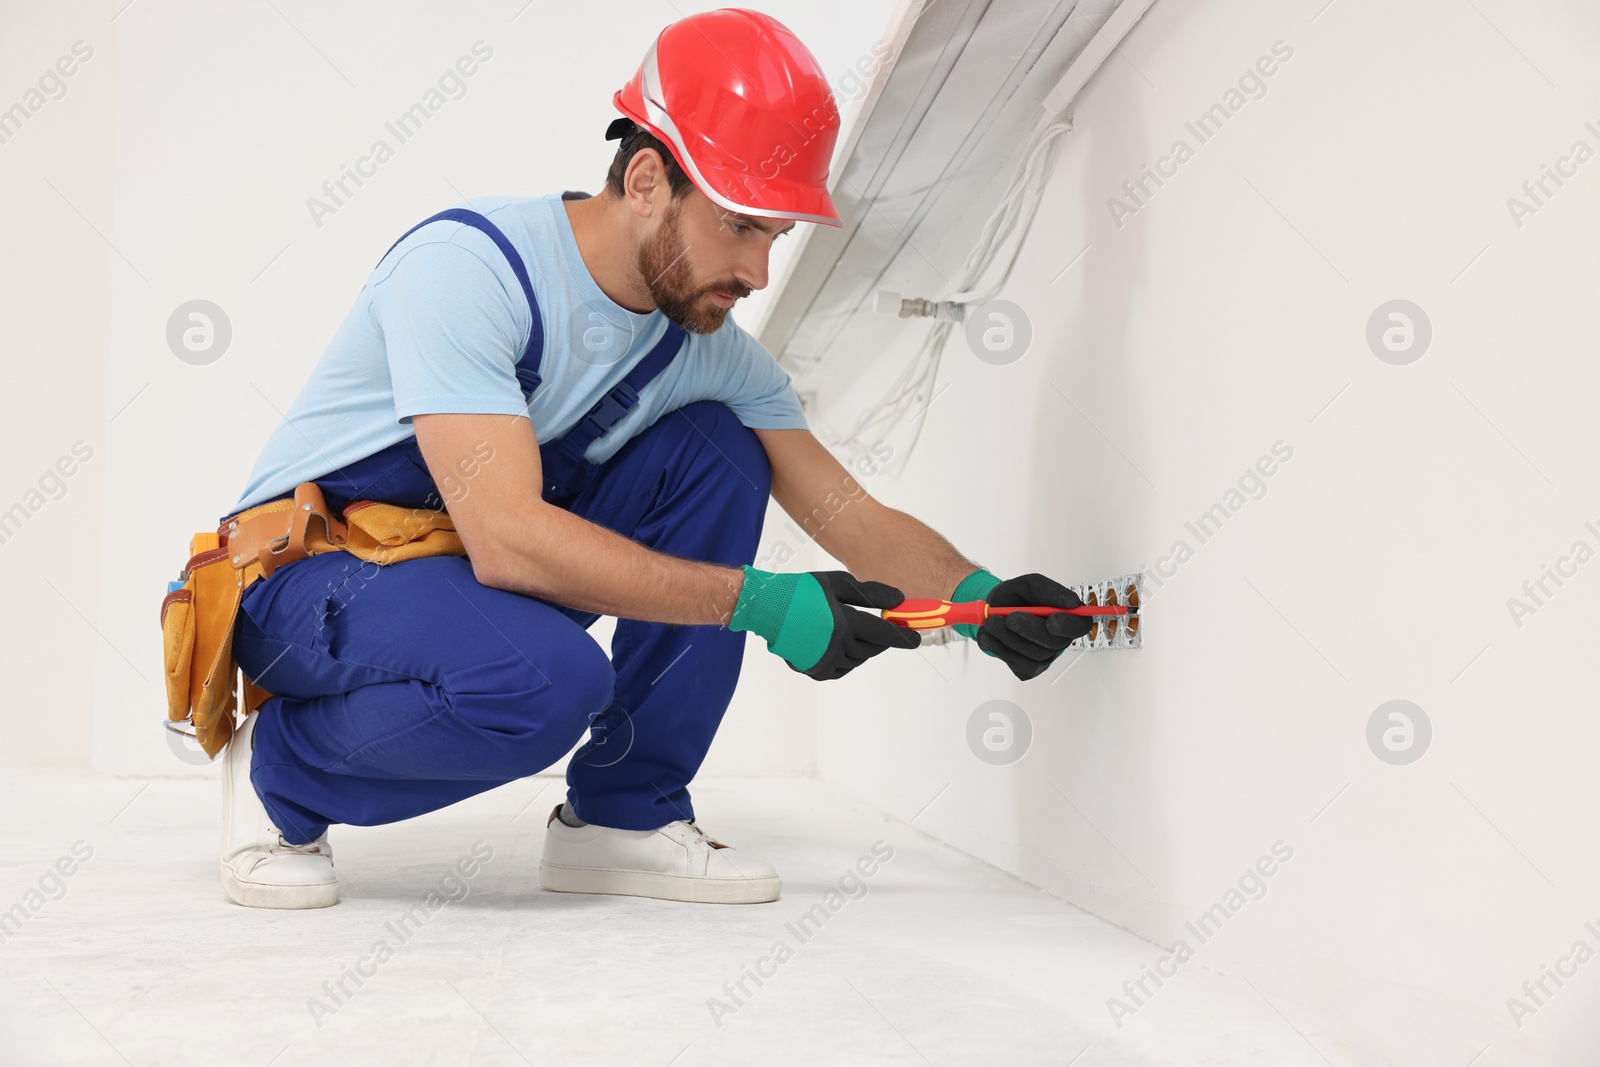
xmin=159 ymin=482 xmax=466 ymax=759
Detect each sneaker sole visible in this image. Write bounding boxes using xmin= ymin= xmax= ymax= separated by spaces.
xmin=221 ymin=864 xmax=340 ymax=910
xmin=539 ymin=861 xmax=780 ymax=904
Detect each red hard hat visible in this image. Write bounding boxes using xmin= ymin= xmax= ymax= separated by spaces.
xmin=613 ymin=8 xmax=843 ymax=228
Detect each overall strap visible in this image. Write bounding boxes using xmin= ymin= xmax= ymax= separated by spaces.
xmin=376 ymin=208 xmax=547 ymax=400
xmin=554 ymin=323 xmax=688 ymax=466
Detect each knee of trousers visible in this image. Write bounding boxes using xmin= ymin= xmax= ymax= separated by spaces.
xmin=672 ymin=400 xmax=773 ymax=501
xmin=539 ymin=627 xmax=616 ymax=730
xmin=448 ymin=624 xmax=616 ymax=772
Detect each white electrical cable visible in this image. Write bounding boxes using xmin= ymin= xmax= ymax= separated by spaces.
xmin=828 ymin=110 xmax=1076 ymax=473
xmin=949 ymin=116 xmax=1074 ymax=303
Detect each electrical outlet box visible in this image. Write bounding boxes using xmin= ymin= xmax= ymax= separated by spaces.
xmin=1069 ymin=573 xmax=1142 ymax=651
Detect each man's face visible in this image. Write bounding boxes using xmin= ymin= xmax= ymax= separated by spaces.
xmin=635 ymin=190 xmax=793 ymax=334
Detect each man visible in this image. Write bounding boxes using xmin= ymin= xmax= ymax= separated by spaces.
xmin=219 ymin=8 xmax=1091 ymax=910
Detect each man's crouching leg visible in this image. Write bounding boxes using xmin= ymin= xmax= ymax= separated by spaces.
xmin=540 ymin=401 xmax=783 ymax=903
xmin=229 ymin=552 xmax=616 ymax=908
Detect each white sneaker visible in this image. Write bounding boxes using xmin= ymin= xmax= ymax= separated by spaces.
xmin=220 ymin=710 xmax=339 ymax=909
xmin=540 ymin=804 xmax=781 ymax=904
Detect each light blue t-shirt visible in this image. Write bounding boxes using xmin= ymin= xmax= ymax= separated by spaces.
xmin=229 ymin=192 xmax=807 ymax=514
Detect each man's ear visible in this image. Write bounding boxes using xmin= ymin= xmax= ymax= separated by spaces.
xmin=623 ymin=148 xmax=671 ymax=219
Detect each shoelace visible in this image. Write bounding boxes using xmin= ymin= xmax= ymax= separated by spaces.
xmin=679 ymin=820 xmax=727 ymax=849
xmin=272 ymin=831 xmax=329 ymax=856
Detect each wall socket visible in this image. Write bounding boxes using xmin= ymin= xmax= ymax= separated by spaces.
xmin=1069 ymin=572 xmax=1143 ymax=651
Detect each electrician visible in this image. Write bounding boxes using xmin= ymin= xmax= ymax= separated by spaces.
xmin=216 ymin=7 xmax=1091 ymax=910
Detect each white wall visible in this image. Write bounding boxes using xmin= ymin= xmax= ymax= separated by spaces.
xmin=805 ymin=0 xmax=1600 ymax=1060
xmin=0 ymin=7 xmax=115 ymax=768
xmin=0 ymin=0 xmax=899 ymax=775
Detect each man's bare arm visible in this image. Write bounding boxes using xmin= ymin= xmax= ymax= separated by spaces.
xmin=413 ymin=412 xmax=744 ymax=625
xmin=753 ymin=427 xmax=981 ymax=599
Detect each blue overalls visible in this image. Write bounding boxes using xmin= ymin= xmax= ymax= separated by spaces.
xmin=227 ymin=209 xmax=774 ymax=843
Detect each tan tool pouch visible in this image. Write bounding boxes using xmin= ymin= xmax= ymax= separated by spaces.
xmin=160 ymin=482 xmax=466 ymax=758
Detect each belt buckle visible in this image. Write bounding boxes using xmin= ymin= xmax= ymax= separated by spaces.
xmin=583 ymin=385 xmax=637 ymax=436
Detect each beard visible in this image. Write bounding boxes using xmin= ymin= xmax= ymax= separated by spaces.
xmin=636 ymin=197 xmax=750 ymax=334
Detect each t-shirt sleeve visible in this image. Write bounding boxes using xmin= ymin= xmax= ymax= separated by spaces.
xmin=367 ymin=235 xmax=533 ymax=424
xmin=708 ymin=323 xmax=809 ymax=430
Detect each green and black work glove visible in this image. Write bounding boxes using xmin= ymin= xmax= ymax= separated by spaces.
xmin=951 ymin=568 xmax=1092 ymax=681
xmin=728 ymin=566 xmax=921 ymax=681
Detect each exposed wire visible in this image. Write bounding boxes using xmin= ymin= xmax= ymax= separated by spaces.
xmin=827 ymin=111 xmax=1077 ymax=475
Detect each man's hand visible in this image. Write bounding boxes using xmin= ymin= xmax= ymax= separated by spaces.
xmin=975 ymin=573 xmax=1092 ymax=681
xmin=728 ymin=566 xmax=921 ymax=681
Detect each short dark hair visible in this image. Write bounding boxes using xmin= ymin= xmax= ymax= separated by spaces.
xmin=604 ymin=124 xmax=696 ymax=200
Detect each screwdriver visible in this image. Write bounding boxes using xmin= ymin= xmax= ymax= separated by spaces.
xmin=881 ymin=598 xmax=1134 ymax=631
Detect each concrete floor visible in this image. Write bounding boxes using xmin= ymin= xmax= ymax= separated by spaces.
xmin=0 ymin=770 xmax=1348 ymax=1066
